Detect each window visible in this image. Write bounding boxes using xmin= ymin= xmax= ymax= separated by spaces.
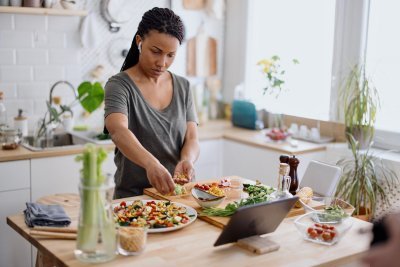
xmin=244 ymin=0 xmax=336 ymax=120
xmin=366 ymin=0 xmax=400 ymax=134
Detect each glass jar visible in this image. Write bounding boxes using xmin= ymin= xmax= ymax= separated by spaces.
xmin=1 ymin=128 xmax=22 ymax=150
xmin=74 ymin=175 xmax=117 ymax=263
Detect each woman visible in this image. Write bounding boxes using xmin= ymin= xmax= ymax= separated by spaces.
xmin=104 ymin=7 xmax=199 ymax=199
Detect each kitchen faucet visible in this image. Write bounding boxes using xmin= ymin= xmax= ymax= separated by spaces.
xmin=49 ymin=80 xmax=78 ymax=105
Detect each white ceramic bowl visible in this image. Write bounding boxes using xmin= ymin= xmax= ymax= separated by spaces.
xmin=294 ymin=211 xmax=353 ymax=246
xmin=191 ymin=188 xmax=225 ymax=208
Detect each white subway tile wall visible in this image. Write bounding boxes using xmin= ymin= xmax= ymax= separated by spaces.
xmin=0 ymin=49 xmax=15 ymax=65
xmin=0 ymin=14 xmax=81 ymax=130
xmin=0 ymin=14 xmax=13 ymax=30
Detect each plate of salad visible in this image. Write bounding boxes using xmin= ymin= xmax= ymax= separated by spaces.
xmin=113 ymin=200 xmax=197 ymax=233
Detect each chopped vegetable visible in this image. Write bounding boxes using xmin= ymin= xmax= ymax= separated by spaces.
xmin=201 ymin=184 xmax=274 ymax=217
xmin=313 ymin=205 xmax=349 ymax=223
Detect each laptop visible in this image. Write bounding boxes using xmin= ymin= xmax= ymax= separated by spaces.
xmin=214 ymin=196 xmax=298 ymax=246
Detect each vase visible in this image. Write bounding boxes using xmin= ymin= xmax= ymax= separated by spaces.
xmin=74 ymin=174 xmax=117 ymax=263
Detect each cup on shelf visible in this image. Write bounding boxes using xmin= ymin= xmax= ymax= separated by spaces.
xmin=299 ymin=125 xmax=309 ymax=138
xmin=0 ymin=0 xmax=9 ymax=6
xmin=23 ymin=0 xmax=41 ymax=7
xmin=310 ymin=127 xmax=320 ymax=140
xmin=10 ymin=0 xmax=22 ymax=6
xmin=43 ymin=0 xmax=53 ymax=8
xmin=288 ymin=123 xmax=299 ymax=137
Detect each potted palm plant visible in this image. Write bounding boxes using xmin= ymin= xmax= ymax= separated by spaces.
xmin=335 ymin=135 xmax=398 ymax=220
xmin=335 ymin=64 xmax=398 ymax=220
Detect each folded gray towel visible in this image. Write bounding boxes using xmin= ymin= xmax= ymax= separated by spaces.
xmin=24 ymin=202 xmax=71 ymax=227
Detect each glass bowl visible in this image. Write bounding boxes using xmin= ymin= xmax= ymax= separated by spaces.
xmin=299 ymin=197 xmax=355 ymax=223
xmin=294 ymin=211 xmax=353 ymax=246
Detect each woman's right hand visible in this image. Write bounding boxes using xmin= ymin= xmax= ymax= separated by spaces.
xmin=145 ymin=161 xmax=175 ymax=195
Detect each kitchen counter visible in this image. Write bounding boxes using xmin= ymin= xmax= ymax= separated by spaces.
xmin=0 ymin=120 xmax=326 ymax=162
xmin=7 ymin=193 xmax=371 ymax=267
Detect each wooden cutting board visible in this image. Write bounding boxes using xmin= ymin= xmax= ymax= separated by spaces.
xmin=143 ymin=177 xmax=315 ymax=229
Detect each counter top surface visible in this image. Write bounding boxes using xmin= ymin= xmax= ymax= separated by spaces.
xmin=7 ymin=193 xmax=371 ymax=267
xmin=0 ymin=120 xmax=326 ymax=162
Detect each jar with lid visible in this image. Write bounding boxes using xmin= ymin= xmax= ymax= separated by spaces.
xmin=1 ymin=128 xmax=22 ymax=150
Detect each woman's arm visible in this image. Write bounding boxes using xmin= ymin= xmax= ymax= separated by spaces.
xmin=174 ymin=121 xmax=200 ymax=180
xmin=105 ymin=113 xmax=175 ymax=195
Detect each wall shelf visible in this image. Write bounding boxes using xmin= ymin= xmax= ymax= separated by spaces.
xmin=0 ymin=6 xmax=87 ymax=16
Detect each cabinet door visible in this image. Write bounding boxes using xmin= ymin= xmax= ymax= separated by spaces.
xmin=31 ymin=155 xmax=81 ymax=201
xmin=103 ymin=150 xmax=117 ymax=177
xmin=195 ymin=139 xmax=223 ymax=181
xmin=0 ymin=189 xmax=32 ymax=267
xmin=223 ymin=140 xmax=281 ymax=186
xmin=0 ymin=160 xmax=30 ymax=191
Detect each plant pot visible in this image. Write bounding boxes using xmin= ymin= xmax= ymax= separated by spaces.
xmin=352 ymin=207 xmax=371 ymax=222
xmin=346 ymin=125 xmax=374 ymax=150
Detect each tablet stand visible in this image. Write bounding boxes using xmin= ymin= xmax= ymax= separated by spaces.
xmin=236 ymin=235 xmax=280 ymax=254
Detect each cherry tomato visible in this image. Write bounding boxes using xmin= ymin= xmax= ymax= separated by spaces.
xmin=328 ymin=230 xmax=336 ymax=239
xmin=307 ymin=227 xmax=314 ymax=234
xmin=322 ymin=232 xmax=332 ymax=241
xmin=315 ymin=223 xmax=322 ymax=228
xmin=315 ymin=228 xmax=323 ymax=235
xmin=120 ymin=201 xmax=126 ymax=207
xmin=308 ymin=229 xmax=318 ymax=239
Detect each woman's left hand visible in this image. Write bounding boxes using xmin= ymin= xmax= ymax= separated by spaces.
xmin=173 ymin=160 xmax=195 ymax=183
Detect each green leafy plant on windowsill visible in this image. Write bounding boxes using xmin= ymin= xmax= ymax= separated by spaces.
xmin=340 ymin=64 xmax=379 ymax=149
xmin=35 ymin=81 xmax=104 ymax=141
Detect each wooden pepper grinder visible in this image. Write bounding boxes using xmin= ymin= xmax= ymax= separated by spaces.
xmin=288 ymin=155 xmax=300 ymax=195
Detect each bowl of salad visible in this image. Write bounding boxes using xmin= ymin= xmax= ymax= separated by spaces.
xmin=294 ymin=211 xmax=353 ymax=246
xmin=299 ymin=197 xmax=355 ymax=224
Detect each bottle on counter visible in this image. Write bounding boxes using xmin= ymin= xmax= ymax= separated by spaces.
xmin=0 ymin=91 xmax=7 ymax=129
xmin=14 ymin=109 xmax=28 ymax=137
xmin=288 ymin=155 xmax=300 ymax=195
xmin=271 ymin=162 xmax=292 ymax=199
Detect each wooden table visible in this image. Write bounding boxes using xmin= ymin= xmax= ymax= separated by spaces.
xmin=7 ymin=193 xmax=372 ymax=267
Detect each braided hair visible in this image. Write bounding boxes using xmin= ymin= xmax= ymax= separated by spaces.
xmin=120 ymin=7 xmax=185 ymax=71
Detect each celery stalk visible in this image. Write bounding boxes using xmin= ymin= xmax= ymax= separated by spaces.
xmin=76 ymin=144 xmax=116 ymax=252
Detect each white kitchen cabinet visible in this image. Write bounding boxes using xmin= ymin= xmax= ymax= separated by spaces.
xmin=31 ymin=155 xmax=81 ymax=202
xmin=30 ymin=150 xmax=116 ymax=202
xmin=195 ymin=139 xmax=223 ymax=181
xmin=0 ymin=160 xmax=32 ymax=267
xmin=104 ymin=150 xmax=117 ymax=177
xmin=222 ymin=140 xmax=326 ymax=186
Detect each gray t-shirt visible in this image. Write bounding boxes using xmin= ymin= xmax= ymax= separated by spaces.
xmin=104 ymin=71 xmax=198 ymax=199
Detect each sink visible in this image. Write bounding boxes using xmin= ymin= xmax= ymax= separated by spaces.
xmin=22 ymin=133 xmax=88 ymax=151
xmin=69 ymin=130 xmax=113 ymax=145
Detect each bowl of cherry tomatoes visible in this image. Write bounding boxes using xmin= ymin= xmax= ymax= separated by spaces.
xmin=266 ymin=128 xmax=291 ymax=141
xmin=294 ymin=211 xmax=353 ymax=246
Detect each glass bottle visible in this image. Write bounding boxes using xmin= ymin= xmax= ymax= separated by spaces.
xmin=74 ymin=174 xmax=117 ymax=263
xmin=271 ymin=163 xmax=292 ymax=199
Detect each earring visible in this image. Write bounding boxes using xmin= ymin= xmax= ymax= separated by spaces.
xmin=138 ymin=42 xmax=142 ymax=53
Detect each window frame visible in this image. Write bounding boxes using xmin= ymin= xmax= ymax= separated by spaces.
xmin=242 ymin=0 xmax=400 ymax=150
